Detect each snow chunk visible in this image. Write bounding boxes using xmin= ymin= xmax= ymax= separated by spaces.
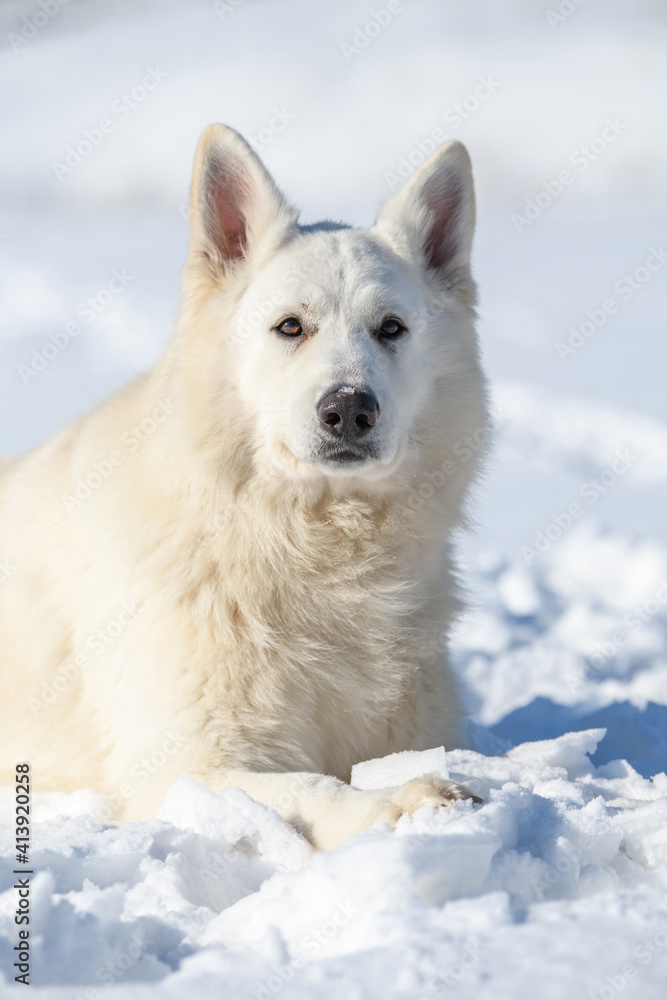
xmin=158 ymin=775 xmax=312 ymax=871
xmin=505 ymin=729 xmax=607 ymax=777
xmin=351 ymin=747 xmax=448 ymax=789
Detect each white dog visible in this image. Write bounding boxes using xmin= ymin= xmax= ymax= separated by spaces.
xmin=0 ymin=125 xmax=488 ymax=850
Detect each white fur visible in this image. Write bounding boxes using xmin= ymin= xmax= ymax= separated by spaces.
xmin=0 ymin=126 xmax=488 ymax=849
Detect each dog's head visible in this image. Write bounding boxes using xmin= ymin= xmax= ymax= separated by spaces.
xmin=183 ymin=125 xmax=486 ymax=497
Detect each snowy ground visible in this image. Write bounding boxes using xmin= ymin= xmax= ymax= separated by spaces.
xmin=1 ymin=0 xmax=666 ymax=996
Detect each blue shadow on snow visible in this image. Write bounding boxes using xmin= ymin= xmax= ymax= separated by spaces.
xmin=488 ymin=698 xmax=667 ymax=779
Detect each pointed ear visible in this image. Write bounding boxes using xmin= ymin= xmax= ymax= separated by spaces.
xmin=374 ymin=140 xmax=476 ymax=300
xmin=188 ymin=124 xmax=298 ymax=275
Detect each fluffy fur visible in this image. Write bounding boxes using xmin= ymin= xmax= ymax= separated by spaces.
xmin=0 ymin=125 xmax=488 ymax=850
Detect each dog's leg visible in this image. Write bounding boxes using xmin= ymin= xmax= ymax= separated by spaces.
xmin=197 ymin=769 xmax=480 ymax=851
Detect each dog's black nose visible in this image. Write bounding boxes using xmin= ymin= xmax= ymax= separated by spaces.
xmin=318 ymin=387 xmax=379 ymax=440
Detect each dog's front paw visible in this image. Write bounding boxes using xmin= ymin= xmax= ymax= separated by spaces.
xmin=308 ymin=773 xmax=482 ymax=850
xmin=376 ymin=773 xmax=482 ymax=828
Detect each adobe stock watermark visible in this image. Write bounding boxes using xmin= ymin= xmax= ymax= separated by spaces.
xmin=555 ymin=246 xmax=667 ymax=361
xmin=66 ymin=932 xmax=147 ymax=999
xmin=0 ymin=555 xmax=16 ymax=584
xmin=417 ymin=607 xmax=481 ymax=667
xmin=588 ymin=579 xmax=667 ymax=668
xmin=405 ymin=403 xmax=506 ymax=516
xmin=61 ymin=398 xmax=175 ymax=511
xmin=418 ymin=938 xmax=486 ymax=998
xmin=51 ymin=66 xmax=168 ymax=180
xmin=17 ymin=269 xmax=134 ymax=385
xmin=241 ymin=899 xmax=359 ymax=1000
xmin=212 ymin=0 xmax=246 ymax=19
xmin=7 ymin=0 xmax=70 ymax=53
xmin=511 ymin=116 xmax=629 ymax=233
xmin=528 ymin=835 xmax=597 ymax=900
xmin=340 ymin=0 xmax=407 ymax=63
xmin=385 ymin=75 xmax=501 ymax=191
xmin=248 ymin=108 xmax=296 ymax=153
xmin=27 ymin=602 xmax=142 ymax=714
xmin=228 ymin=242 xmax=333 ymax=347
xmin=227 ymin=243 xmax=457 ymax=352
xmin=587 ymin=926 xmax=667 ymax=1000
xmin=204 ymin=454 xmax=292 ymax=544
xmin=546 ymin=0 xmax=590 ymax=30
xmin=521 ymin=446 xmax=638 ymax=564
xmin=93 ymin=729 xmax=188 ymax=822
xmin=566 ymin=578 xmax=667 ymax=691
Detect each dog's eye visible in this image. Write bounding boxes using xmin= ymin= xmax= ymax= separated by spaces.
xmin=379 ymin=318 xmax=406 ymax=339
xmin=276 ymin=318 xmax=303 ymax=337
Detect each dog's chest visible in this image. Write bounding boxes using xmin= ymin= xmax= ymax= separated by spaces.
xmin=198 ymin=506 xmax=431 ymax=742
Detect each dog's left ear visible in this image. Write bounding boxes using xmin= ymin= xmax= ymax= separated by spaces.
xmin=188 ymin=124 xmax=298 ymax=275
xmin=374 ymin=140 xmax=476 ymax=299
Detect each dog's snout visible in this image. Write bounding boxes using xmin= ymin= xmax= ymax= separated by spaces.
xmin=318 ymin=387 xmax=379 ymax=440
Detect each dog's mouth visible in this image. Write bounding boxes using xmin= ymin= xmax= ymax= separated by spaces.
xmin=317 ymin=444 xmax=379 ymax=466
xmin=274 ymin=437 xmax=386 ymax=479
xmin=321 ymin=450 xmax=367 ymax=464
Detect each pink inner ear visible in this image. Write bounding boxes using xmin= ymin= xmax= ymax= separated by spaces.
xmin=206 ymin=157 xmax=255 ymax=261
xmin=423 ymin=174 xmax=463 ymax=273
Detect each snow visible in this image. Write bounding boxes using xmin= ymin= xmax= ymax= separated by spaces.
xmin=1 ymin=0 xmax=667 ymax=996
xmin=2 ymin=736 xmax=667 ymax=997
xmin=351 ymin=747 xmax=449 ymax=788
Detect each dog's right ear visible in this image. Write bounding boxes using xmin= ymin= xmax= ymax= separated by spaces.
xmin=188 ymin=124 xmax=298 ymax=276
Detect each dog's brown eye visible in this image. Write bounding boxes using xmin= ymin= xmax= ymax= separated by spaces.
xmin=379 ymin=318 xmax=405 ymax=338
xmin=277 ymin=318 xmax=303 ymax=337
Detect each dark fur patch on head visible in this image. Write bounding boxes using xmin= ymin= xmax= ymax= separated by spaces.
xmin=298 ymin=220 xmax=352 ymax=235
